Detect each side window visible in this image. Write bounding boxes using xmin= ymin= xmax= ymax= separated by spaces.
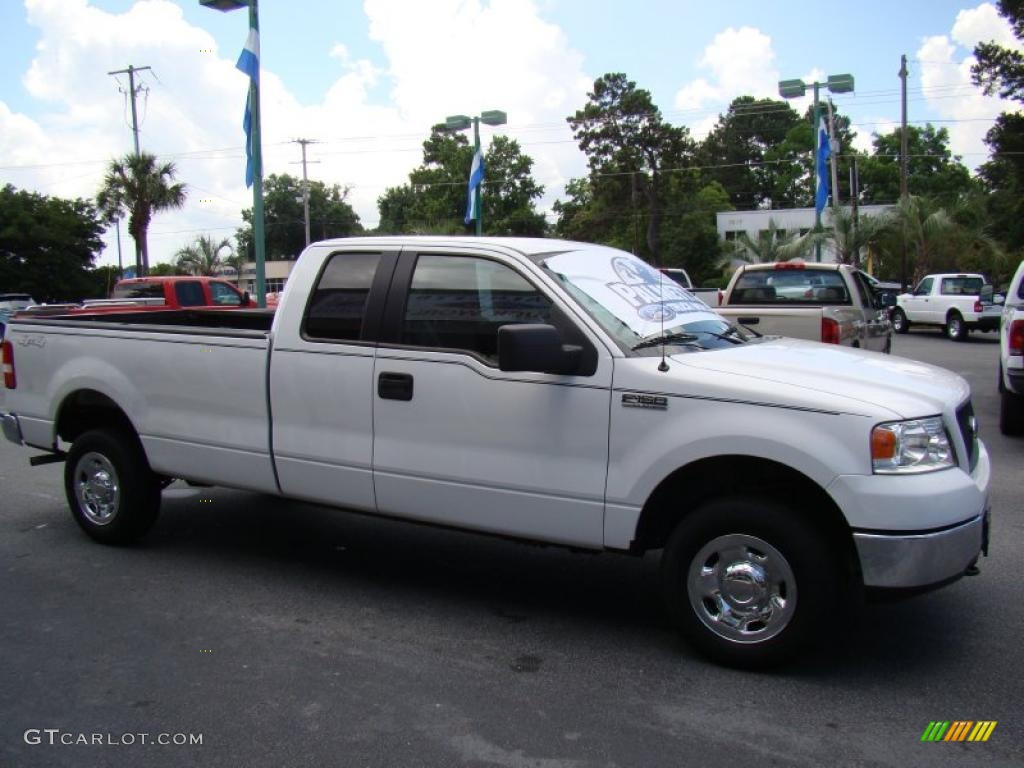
xmin=175 ymin=281 xmax=206 ymax=307
xmin=401 ymin=255 xmax=554 ymax=364
xmin=851 ymin=272 xmax=873 ymax=308
xmin=112 ymin=282 xmax=164 ymax=300
xmin=914 ymin=278 xmax=933 ymax=296
xmin=304 ymin=252 xmax=381 ymax=341
xmin=209 ymin=281 xmax=242 ymax=306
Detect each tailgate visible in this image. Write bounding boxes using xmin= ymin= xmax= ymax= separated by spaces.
xmin=716 ymin=306 xmax=824 ymax=342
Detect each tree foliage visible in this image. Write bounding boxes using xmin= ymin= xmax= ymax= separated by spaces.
xmin=857 ymin=125 xmax=974 ymax=205
xmin=175 ymin=234 xmax=233 ymax=276
xmin=237 ymin=174 xmax=362 ymax=261
xmin=96 ymin=152 xmax=186 ymax=276
xmin=0 ymin=184 xmax=105 ymax=302
xmin=377 ymin=128 xmax=546 ymax=235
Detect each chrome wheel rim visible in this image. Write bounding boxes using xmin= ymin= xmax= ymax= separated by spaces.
xmin=74 ymin=452 xmax=121 ymax=526
xmin=893 ymin=313 xmax=904 ymax=331
xmin=687 ymin=533 xmax=797 ymax=644
xmin=948 ymin=317 xmax=961 ymax=338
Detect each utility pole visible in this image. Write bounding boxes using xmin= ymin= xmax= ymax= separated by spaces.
xmin=899 ymin=54 xmax=910 ymax=290
xmin=290 ymin=138 xmax=320 ymax=247
xmin=108 ymin=64 xmax=151 ymax=275
xmin=826 ymin=99 xmax=841 ymax=209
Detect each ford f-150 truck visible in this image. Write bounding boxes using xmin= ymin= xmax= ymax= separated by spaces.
xmin=0 ymin=237 xmax=990 ymax=667
xmin=999 ymin=260 xmax=1024 ymax=435
xmin=715 ymin=261 xmax=894 ymax=352
xmin=892 ymin=272 xmax=1000 ymax=341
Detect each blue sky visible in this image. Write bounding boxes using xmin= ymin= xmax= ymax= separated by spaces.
xmin=0 ymin=1 xmax=1018 ymax=266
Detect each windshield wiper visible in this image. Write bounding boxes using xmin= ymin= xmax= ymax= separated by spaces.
xmin=631 ymin=332 xmax=702 ymax=351
xmin=686 ymin=328 xmax=745 ymax=344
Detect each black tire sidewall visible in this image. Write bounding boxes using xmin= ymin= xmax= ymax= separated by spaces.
xmin=661 ymin=496 xmax=845 ymax=668
xmin=64 ymin=429 xmax=160 ymax=545
xmin=1000 ymin=386 xmax=1024 ymax=436
xmin=946 ymin=313 xmax=965 ymax=341
xmin=893 ymin=309 xmax=908 ymax=333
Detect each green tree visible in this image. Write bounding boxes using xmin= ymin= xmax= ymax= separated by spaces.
xmin=733 ymin=219 xmax=813 ymax=263
xmin=659 ymin=180 xmax=735 ymax=284
xmin=237 ymin=174 xmax=362 ymax=261
xmin=95 ymin=152 xmax=186 ymax=276
xmin=377 ymin=128 xmax=546 ymax=235
xmin=888 ymin=196 xmax=957 ymax=282
xmin=567 ymin=73 xmax=694 ymax=263
xmin=0 ymin=184 xmax=105 ymax=302
xmin=175 ymin=234 xmax=233 ymax=276
xmin=817 ymin=208 xmax=893 ymax=266
xmin=857 ymin=125 xmax=974 ymax=206
xmin=697 ymin=97 xmax=803 ymax=209
xmin=147 ymin=262 xmax=187 ymax=277
xmin=972 ymin=0 xmax=1024 ymax=101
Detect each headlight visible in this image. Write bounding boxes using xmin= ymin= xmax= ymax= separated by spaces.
xmin=871 ymin=417 xmax=955 ymax=474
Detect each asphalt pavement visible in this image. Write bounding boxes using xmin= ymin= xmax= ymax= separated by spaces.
xmin=1 ymin=328 xmax=1021 ymax=768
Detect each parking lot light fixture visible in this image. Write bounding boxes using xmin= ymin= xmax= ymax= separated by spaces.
xmin=444 ymin=110 xmax=507 ymax=235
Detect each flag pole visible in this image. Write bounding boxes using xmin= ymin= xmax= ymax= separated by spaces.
xmin=249 ymin=0 xmax=266 ymax=306
xmin=473 ymin=116 xmax=482 ymax=236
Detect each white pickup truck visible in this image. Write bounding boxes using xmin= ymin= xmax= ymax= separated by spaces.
xmin=891 ymin=272 xmax=1001 ymax=341
xmin=999 ymin=260 xmax=1024 ymax=435
xmin=0 ymin=237 xmax=990 ymax=667
xmin=715 ymin=262 xmax=894 ymax=352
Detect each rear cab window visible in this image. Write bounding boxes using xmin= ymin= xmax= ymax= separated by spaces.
xmin=730 ymin=269 xmax=850 ymax=305
xmin=940 ymin=276 xmax=984 ymax=296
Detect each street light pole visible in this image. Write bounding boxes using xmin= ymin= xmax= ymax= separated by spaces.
xmin=445 ymin=110 xmax=507 ymax=236
xmin=200 ymin=0 xmax=266 ymax=307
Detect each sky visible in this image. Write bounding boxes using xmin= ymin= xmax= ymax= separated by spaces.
xmin=0 ymin=0 xmax=1021 ymax=268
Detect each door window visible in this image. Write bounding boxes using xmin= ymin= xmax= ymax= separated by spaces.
xmin=175 ymin=281 xmax=205 ymax=307
xmin=401 ymin=255 xmax=555 ymax=364
xmin=913 ymin=278 xmax=933 ymax=296
xmin=304 ymin=252 xmax=382 ymax=341
xmin=209 ymin=281 xmax=243 ymax=306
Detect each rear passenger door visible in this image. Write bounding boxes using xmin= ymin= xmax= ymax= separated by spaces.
xmin=371 ymin=247 xmax=613 ymax=548
xmin=270 ymin=246 xmax=398 ymax=510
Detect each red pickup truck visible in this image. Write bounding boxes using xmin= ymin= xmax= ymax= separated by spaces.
xmin=17 ymin=277 xmax=256 ymax=319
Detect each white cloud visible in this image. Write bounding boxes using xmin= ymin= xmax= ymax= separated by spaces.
xmin=916 ymin=2 xmax=1021 ymax=168
xmin=3 ymin=0 xmax=592 ymax=267
xmin=673 ymin=26 xmax=782 ymax=138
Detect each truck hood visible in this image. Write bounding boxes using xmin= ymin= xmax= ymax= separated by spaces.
xmin=668 ymin=338 xmax=968 ymax=419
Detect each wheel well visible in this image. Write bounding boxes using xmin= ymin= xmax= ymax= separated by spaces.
xmin=947 ymin=309 xmax=963 ymax=320
xmin=55 ymin=389 xmax=136 ymax=446
xmin=632 ymin=455 xmax=860 ymax=581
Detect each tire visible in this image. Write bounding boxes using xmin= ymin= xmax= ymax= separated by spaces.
xmin=661 ymin=496 xmax=850 ymax=668
xmin=1000 ymin=374 xmax=1024 ymax=436
xmin=64 ymin=428 xmax=161 ymax=545
xmin=891 ymin=309 xmax=909 ymax=334
xmin=945 ymin=312 xmax=968 ymax=341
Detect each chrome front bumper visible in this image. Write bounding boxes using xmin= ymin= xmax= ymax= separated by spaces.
xmin=854 ymin=512 xmax=988 ymax=589
xmin=1 ymin=412 xmax=24 ymax=445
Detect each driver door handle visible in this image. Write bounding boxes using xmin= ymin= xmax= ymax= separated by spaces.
xmin=378 ymin=372 xmax=414 ymax=401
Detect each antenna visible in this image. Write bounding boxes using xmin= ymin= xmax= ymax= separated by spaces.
xmin=657 ymin=267 xmax=669 ymax=372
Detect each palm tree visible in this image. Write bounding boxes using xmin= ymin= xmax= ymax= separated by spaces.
xmin=889 ymin=195 xmax=956 ymax=282
xmin=819 ymin=207 xmax=893 ymax=267
xmin=174 ymin=235 xmax=233 ymax=276
xmin=734 ymin=218 xmax=813 ymax=263
xmin=223 ymin=252 xmax=248 ymax=288
xmin=96 ymin=152 xmax=186 ymax=276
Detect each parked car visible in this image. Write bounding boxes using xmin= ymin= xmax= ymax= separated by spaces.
xmin=0 ymin=294 xmax=37 ymax=339
xmin=892 ymin=273 xmax=1001 ymax=341
xmin=999 ymin=260 xmax=1024 ymax=435
xmin=659 ymin=267 xmax=722 ymax=306
xmin=1 ymin=237 xmax=989 ymax=668
xmin=715 ymin=261 xmax=894 ymax=352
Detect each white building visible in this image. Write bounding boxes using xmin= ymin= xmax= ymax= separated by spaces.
xmin=716 ymin=205 xmax=893 ymax=262
xmin=219 ymin=260 xmax=297 ymax=295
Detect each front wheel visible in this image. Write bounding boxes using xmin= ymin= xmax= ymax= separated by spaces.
xmin=64 ymin=428 xmax=162 ymax=545
xmin=945 ymin=312 xmax=968 ymax=341
xmin=891 ymin=308 xmax=909 ymax=334
xmin=661 ymin=496 xmax=850 ymax=668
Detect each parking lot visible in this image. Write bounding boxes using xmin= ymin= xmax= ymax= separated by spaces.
xmin=1 ymin=329 xmax=1021 ymax=768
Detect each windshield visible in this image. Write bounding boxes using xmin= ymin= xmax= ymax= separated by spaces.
xmin=541 ymin=247 xmax=750 ymax=352
xmin=0 ymin=295 xmax=36 ymax=311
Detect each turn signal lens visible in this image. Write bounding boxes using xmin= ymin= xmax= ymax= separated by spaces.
xmin=871 ymin=428 xmax=897 ymax=461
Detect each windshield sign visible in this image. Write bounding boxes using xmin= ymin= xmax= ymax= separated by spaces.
xmin=545 ymin=249 xmax=719 ymax=339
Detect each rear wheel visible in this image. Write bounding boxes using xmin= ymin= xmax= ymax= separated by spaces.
xmin=64 ymin=428 xmax=161 ymax=544
xmin=1000 ymin=367 xmax=1024 ymax=436
xmin=945 ymin=312 xmax=968 ymax=341
xmin=661 ymin=496 xmax=850 ymax=668
xmin=891 ymin=309 xmax=909 ymax=334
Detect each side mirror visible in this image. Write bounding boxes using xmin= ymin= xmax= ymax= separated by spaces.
xmin=498 ymin=324 xmax=581 ymax=375
xmin=242 ymin=291 xmax=252 ymax=306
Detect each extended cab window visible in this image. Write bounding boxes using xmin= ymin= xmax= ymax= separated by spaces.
xmin=304 ymin=252 xmax=381 ymax=341
xmin=112 ymin=282 xmax=164 ymax=300
xmin=175 ymin=281 xmax=205 ymax=307
xmin=209 ymin=281 xmax=243 ymax=306
xmin=401 ymin=255 xmax=554 ymax=364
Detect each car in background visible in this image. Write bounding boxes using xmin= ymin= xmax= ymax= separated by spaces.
xmin=715 ymin=261 xmax=894 ymax=352
xmin=0 ymin=294 xmax=37 ymax=338
xmin=892 ymin=273 xmax=1000 ymax=341
xmin=999 ymin=260 xmax=1024 ymax=435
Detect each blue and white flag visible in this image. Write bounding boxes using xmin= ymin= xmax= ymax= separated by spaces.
xmin=464 ymin=148 xmax=484 ymax=225
xmin=236 ymin=28 xmax=260 ymax=187
xmin=815 ymin=122 xmax=830 ymax=215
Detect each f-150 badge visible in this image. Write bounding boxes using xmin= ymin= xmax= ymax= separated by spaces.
xmin=622 ymin=393 xmax=668 ymax=410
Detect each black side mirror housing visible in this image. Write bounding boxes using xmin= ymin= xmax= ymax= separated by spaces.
xmin=879 ymin=291 xmax=897 ymax=308
xmin=242 ymin=291 xmax=252 ymax=306
xmin=498 ymin=324 xmax=582 ymax=375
